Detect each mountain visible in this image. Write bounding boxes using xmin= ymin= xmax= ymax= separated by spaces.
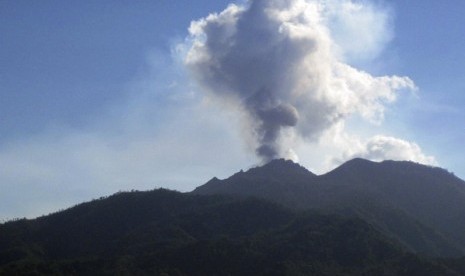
xmin=2 ymin=158 xmax=465 ymax=275
xmin=193 ymin=158 xmax=465 ymax=257
xmin=195 ymin=159 xmax=317 ymax=209
xmin=2 ymin=189 xmax=460 ymax=275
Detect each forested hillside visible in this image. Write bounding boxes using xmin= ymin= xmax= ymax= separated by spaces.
xmin=194 ymin=158 xmax=465 ymax=257
xmin=1 ymin=189 xmax=462 ymax=275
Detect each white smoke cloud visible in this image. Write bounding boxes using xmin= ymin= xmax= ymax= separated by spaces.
xmin=335 ymin=135 xmax=437 ymax=165
xmin=324 ymin=0 xmax=394 ymax=62
xmin=185 ymin=0 xmax=416 ymax=162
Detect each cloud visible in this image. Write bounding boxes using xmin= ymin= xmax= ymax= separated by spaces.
xmin=184 ymin=0 xmax=415 ymax=163
xmin=335 ymin=135 xmax=437 ymax=165
xmin=323 ymin=0 xmax=394 ymax=63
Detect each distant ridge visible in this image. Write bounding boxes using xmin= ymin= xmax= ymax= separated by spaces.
xmin=2 ymin=159 xmax=465 ymax=274
xmin=193 ymin=158 xmax=465 ymax=257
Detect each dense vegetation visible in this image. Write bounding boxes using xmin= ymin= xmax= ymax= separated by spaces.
xmin=194 ymin=158 xmax=465 ymax=257
xmin=2 ymin=158 xmax=465 ymax=275
xmin=1 ymin=189 xmax=463 ymax=275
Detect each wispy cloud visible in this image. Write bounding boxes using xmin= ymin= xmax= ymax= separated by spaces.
xmin=0 ymin=51 xmax=253 ymax=220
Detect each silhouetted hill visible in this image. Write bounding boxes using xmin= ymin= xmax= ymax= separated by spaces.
xmin=1 ymin=189 xmax=461 ymax=275
xmin=193 ymin=158 xmax=465 ymax=257
xmin=2 ymin=159 xmax=465 ymax=274
xmin=195 ymin=159 xmax=317 ymax=209
xmin=322 ymin=159 xmax=465 ymax=256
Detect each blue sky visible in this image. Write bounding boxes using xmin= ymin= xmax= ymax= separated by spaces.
xmin=387 ymin=1 xmax=465 ymax=173
xmin=1 ymin=0 xmax=464 ymax=220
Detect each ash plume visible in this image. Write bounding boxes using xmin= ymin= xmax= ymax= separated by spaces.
xmin=185 ymin=0 xmax=416 ymax=163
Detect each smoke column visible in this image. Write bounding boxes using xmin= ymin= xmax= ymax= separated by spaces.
xmin=185 ymin=0 xmax=415 ymax=163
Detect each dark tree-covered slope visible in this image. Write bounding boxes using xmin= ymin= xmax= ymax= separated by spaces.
xmin=0 ymin=189 xmax=460 ymax=275
xmin=193 ymin=158 xmax=465 ymax=257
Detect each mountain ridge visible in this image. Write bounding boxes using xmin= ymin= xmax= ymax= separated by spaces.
xmin=4 ymin=189 xmax=461 ymax=275
xmin=2 ymin=157 xmax=465 ymax=274
xmin=193 ymin=158 xmax=465 ymax=257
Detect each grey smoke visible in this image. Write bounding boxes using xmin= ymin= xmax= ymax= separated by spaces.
xmin=185 ymin=0 xmax=415 ymax=163
xmin=254 ymin=102 xmax=299 ymax=159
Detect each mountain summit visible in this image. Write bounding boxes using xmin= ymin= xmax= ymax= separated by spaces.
xmin=193 ymin=158 xmax=465 ymax=257
xmin=193 ymin=159 xmax=317 ymax=209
